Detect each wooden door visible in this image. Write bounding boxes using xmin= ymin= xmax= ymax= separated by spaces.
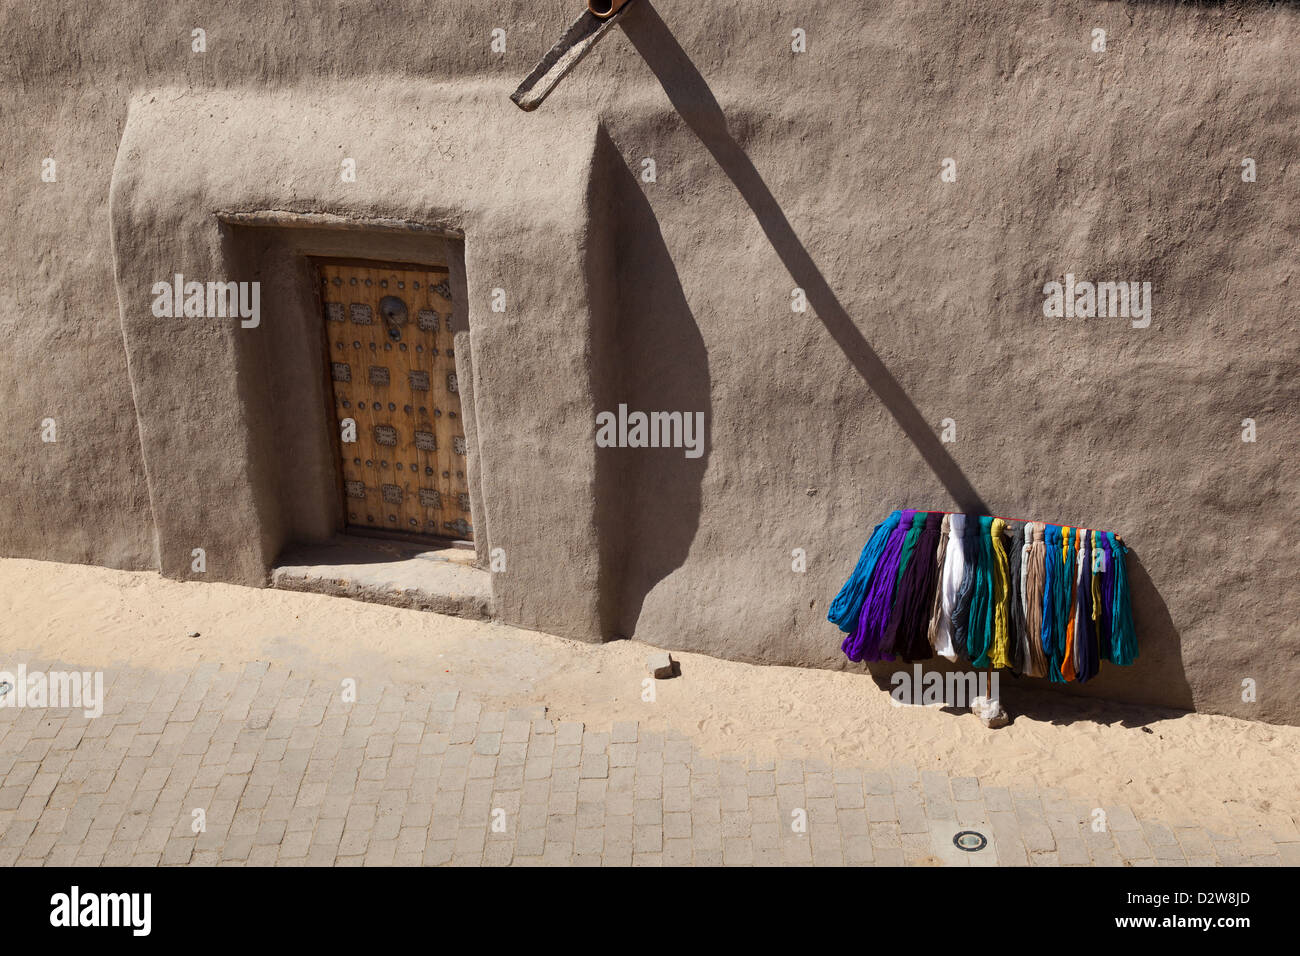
xmin=317 ymin=260 xmax=473 ymax=542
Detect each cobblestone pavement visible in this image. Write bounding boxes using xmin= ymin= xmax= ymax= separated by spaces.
xmin=2 ymin=658 xmax=1297 ymax=867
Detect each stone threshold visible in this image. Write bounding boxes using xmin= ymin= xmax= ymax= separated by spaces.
xmin=271 ymin=535 xmax=493 ymax=620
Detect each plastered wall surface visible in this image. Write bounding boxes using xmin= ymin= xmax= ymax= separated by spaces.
xmin=2 ymin=1 xmax=1298 ymax=722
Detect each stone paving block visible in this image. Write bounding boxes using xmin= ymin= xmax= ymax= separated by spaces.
xmin=502 ymin=721 xmax=531 ymax=745
xmin=804 ymin=772 xmax=833 ymax=799
xmin=925 ymin=796 xmax=956 ymax=822
xmin=579 ymin=753 xmax=608 ymax=779
xmin=869 ymin=821 xmax=902 ymax=849
xmin=663 ymin=763 xmax=690 ymax=790
xmin=749 ymin=795 xmax=778 ymax=824
xmin=983 ymin=787 xmax=1014 ymax=812
xmin=577 ymin=777 xmax=607 ymax=802
xmin=554 ymin=722 xmax=583 ymax=746
xmin=634 ymin=775 xmax=663 ymax=800
xmin=775 ymin=783 xmax=805 ymax=811
xmin=1104 ymin=805 xmax=1141 ymax=831
xmin=991 ymin=837 xmax=1028 ymax=867
xmin=865 ymin=794 xmax=897 ymax=823
xmin=836 ymin=808 xmax=868 ymax=838
xmin=720 ymin=811 xmax=752 ymax=839
xmin=780 ymin=834 xmax=812 ymax=864
xmin=608 ymin=743 xmax=636 ymax=767
xmin=890 ymin=764 xmax=919 ymax=788
xmin=805 ymin=796 xmax=836 ymax=824
xmin=722 ymin=837 xmax=754 ymax=865
xmin=506 ymin=706 xmax=546 ymax=722
xmin=751 ymin=820 xmax=779 ymax=849
xmin=901 ymin=831 xmax=936 ymax=865
xmin=747 ymin=771 xmax=775 ymax=798
xmin=844 ymin=833 xmax=874 ymax=865
xmin=954 ymin=800 xmax=987 ymax=826
xmin=604 ymin=787 xmax=634 ymax=816
xmin=950 ymin=777 xmax=980 ymax=802
xmin=1211 ymin=839 xmax=1248 ymax=865
xmin=834 ymin=782 xmax=865 ymax=810
xmin=715 ymin=760 xmax=743 ymax=788
xmin=548 ymin=766 xmax=578 ymax=794
xmin=1152 ymin=840 xmax=1186 ymax=862
xmin=1058 ymin=838 xmax=1090 ymax=865
xmin=548 ymin=789 xmax=578 ymax=815
xmin=862 ymin=770 xmax=894 ymax=795
xmin=898 ymin=805 xmax=930 ymax=835
xmin=575 ymin=799 xmax=604 ymax=828
xmin=634 ymin=825 xmax=663 ymax=854
xmin=636 ymin=751 xmax=665 ymax=778
xmin=775 ymin=759 xmax=803 ymax=786
xmin=1021 ymin=821 xmax=1056 ymax=853
xmin=664 ymin=837 xmax=693 ymax=865
xmin=1113 ymin=827 xmax=1153 ymax=861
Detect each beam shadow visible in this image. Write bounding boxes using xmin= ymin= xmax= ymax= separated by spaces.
xmin=622 ymin=2 xmax=988 ymax=513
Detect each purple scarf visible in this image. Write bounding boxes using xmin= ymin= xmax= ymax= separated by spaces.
xmin=1097 ymin=535 xmax=1115 ymax=662
xmin=844 ymin=508 xmax=916 ymax=662
xmin=882 ymin=511 xmax=943 ymax=662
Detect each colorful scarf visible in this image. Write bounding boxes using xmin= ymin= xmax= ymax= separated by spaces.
xmin=883 ymin=512 xmax=943 ymax=662
xmin=1069 ymin=531 xmax=1094 ymax=682
xmin=1107 ymin=532 xmax=1138 ymax=665
xmin=988 ymin=518 xmax=1013 ymax=669
xmin=1058 ymin=526 xmax=1078 ymax=681
xmin=925 ymin=514 xmax=952 ymax=657
xmin=931 ymin=513 xmax=965 ymax=661
xmin=1004 ymin=520 xmax=1026 ymax=673
xmin=968 ymin=516 xmax=997 ymax=667
xmin=828 ymin=510 xmax=902 ymax=632
xmin=845 ymin=509 xmax=916 ymax=662
xmin=1019 ymin=522 xmax=1049 ymax=677
xmin=1096 ymin=530 xmax=1115 ymax=662
xmin=1042 ymin=524 xmax=1064 ymax=682
xmin=949 ymin=517 xmax=982 ymax=662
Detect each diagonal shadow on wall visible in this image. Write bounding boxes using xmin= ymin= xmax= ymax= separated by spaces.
xmin=617 ymin=3 xmax=1192 ymax=714
xmin=621 ymin=2 xmax=988 ymax=515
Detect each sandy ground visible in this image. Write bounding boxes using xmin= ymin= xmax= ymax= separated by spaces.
xmin=1 ymin=557 xmax=1296 ymax=835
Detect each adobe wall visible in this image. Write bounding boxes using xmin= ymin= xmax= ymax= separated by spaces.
xmin=2 ymin=1 xmax=1297 ymax=722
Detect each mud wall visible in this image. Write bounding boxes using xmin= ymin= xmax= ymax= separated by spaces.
xmin=2 ymin=1 xmax=1297 ymax=723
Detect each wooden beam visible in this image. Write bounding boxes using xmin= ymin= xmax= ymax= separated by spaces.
xmin=510 ymin=1 xmax=638 ymax=112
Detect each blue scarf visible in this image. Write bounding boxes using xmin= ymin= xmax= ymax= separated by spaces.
xmin=828 ymin=511 xmax=901 ymax=632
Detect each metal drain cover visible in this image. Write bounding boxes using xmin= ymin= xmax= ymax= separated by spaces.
xmin=953 ymin=830 xmax=988 ymax=852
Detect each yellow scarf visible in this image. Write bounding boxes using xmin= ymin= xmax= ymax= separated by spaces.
xmin=989 ymin=518 xmax=1013 ymax=669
